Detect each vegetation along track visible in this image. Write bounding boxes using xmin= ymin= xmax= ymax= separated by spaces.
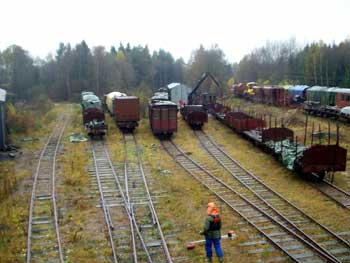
xmin=91 ymin=136 xmax=172 ymax=263
xmin=162 ymin=138 xmax=349 ymax=263
xmin=194 ymin=130 xmax=350 ymax=262
xmin=26 ymin=113 xmax=70 ymax=263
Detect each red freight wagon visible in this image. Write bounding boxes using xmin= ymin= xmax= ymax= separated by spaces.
xmin=113 ymin=96 xmax=140 ymax=130
xmin=334 ymin=89 xmax=350 ymax=108
xmin=263 ymin=86 xmax=286 ymax=106
xmin=149 ymin=100 xmax=178 ymax=136
xmin=252 ymin=86 xmax=265 ymax=103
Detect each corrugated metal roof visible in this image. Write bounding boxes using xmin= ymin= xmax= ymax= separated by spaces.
xmin=330 ymin=88 xmax=350 ymax=94
xmin=167 ymin=83 xmax=181 ymax=89
xmin=308 ymin=86 xmax=329 ymax=91
xmin=0 ymin=89 xmax=6 ymax=102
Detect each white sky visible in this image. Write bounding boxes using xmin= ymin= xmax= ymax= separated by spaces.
xmin=1 ymin=0 xmax=349 ymax=63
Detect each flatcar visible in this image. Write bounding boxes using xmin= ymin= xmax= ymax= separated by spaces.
xmin=149 ymin=92 xmax=178 ymax=137
xmin=105 ymin=91 xmax=140 ymax=131
xmin=210 ymin=102 xmax=347 ymax=180
xmin=81 ymin=92 xmax=107 ymax=138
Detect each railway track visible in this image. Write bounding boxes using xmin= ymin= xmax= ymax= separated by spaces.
xmin=27 ymin=114 xmax=70 ymax=263
xmin=162 ymin=138 xmax=349 ymax=263
xmin=194 ymin=130 xmax=350 ymax=262
xmin=122 ymin=133 xmax=172 ymax=263
xmin=92 ymin=141 xmax=137 ymax=262
xmin=92 ymin=135 xmax=172 ymax=263
xmin=312 ymin=180 xmax=350 ymax=210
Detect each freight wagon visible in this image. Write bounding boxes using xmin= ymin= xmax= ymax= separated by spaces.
xmin=149 ymin=92 xmax=178 ymax=137
xmin=105 ymin=91 xmax=140 ymax=131
xmin=180 ymin=105 xmax=208 ymax=129
xmin=211 ymin=102 xmax=347 ymax=180
xmin=231 ymin=83 xmax=350 ymax=122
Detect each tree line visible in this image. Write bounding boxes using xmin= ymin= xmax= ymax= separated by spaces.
xmin=0 ymin=41 xmax=233 ymax=103
xmin=234 ymin=38 xmax=350 ymax=87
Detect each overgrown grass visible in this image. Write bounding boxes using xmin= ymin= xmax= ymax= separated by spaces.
xmin=196 ymin=105 xmax=350 ymax=232
xmin=223 ymin=96 xmax=350 ymax=192
xmin=0 ymin=103 xmax=66 ymax=263
xmin=57 ymin=104 xmax=110 ymax=263
xmin=135 ymin=116 xmax=285 ymax=262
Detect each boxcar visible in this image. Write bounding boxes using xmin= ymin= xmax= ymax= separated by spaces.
xmin=262 ymin=86 xmax=286 ymax=106
xmin=106 ymin=92 xmax=140 ymax=130
xmin=288 ymin=85 xmax=309 ymax=104
xmin=331 ymin=88 xmax=350 ymax=108
xmin=149 ymin=98 xmax=178 ymax=136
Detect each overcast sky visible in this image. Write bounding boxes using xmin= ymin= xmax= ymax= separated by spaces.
xmin=1 ymin=0 xmax=349 ymax=63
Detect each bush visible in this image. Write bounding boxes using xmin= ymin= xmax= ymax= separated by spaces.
xmin=6 ymin=103 xmax=36 ymax=134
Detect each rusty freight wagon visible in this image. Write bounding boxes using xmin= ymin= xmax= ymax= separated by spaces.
xmin=149 ymin=93 xmax=178 ymax=137
xmin=106 ymin=91 xmax=140 ymax=131
xmin=210 ymin=102 xmax=347 ymax=180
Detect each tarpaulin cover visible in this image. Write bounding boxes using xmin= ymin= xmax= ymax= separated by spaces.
xmin=82 ymin=95 xmax=102 ymax=110
xmin=341 ymin=106 xmax=350 ymax=115
xmin=288 ymin=85 xmax=309 ymax=98
xmin=69 ymin=133 xmax=88 ymax=142
xmin=264 ymin=140 xmax=306 ymax=170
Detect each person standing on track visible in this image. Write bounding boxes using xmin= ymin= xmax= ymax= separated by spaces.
xmin=200 ymin=202 xmax=224 ymax=263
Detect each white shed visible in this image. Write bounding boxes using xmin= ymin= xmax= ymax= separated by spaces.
xmin=167 ymin=83 xmax=192 ymax=107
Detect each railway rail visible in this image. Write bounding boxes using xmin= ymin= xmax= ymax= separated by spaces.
xmin=313 ymin=180 xmax=350 ymax=210
xmin=194 ymin=130 xmax=350 ymax=262
xmin=91 ymin=135 xmax=172 ymax=263
xmin=122 ymin=133 xmax=172 ymax=262
xmin=162 ymin=138 xmax=350 ymax=263
xmin=92 ymin=141 xmax=137 ymax=262
xmin=26 ymin=114 xmax=70 ymax=263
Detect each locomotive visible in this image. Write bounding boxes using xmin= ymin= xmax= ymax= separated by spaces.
xmin=81 ymin=92 xmax=107 ymax=138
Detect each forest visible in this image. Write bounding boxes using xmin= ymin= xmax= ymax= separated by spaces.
xmin=1 ymin=38 xmax=350 ymax=104
xmin=234 ymin=38 xmax=350 ymax=87
xmin=0 ymin=42 xmax=232 ymax=103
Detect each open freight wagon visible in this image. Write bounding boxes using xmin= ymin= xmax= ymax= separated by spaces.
xmin=211 ymin=103 xmax=347 ymax=180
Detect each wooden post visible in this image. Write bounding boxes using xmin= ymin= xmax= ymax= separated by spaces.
xmin=311 ymin=122 xmax=314 ymax=145
xmin=328 ymin=121 xmax=331 ymax=145
xmin=304 ymin=114 xmax=308 ymax=145
xmin=319 ymin=124 xmax=322 ymax=144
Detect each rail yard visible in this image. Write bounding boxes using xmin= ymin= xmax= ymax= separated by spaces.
xmin=0 ymin=86 xmax=349 ymax=262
